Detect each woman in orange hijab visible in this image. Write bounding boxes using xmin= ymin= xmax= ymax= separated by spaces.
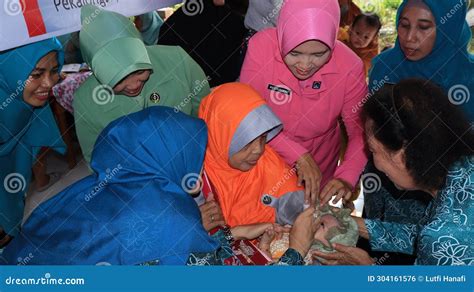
xmin=199 ymin=83 xmax=305 ymax=227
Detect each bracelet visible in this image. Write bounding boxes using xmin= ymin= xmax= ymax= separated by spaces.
xmin=222 ymin=225 xmax=234 ymax=245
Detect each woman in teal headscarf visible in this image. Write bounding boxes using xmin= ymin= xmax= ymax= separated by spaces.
xmin=369 ymin=0 xmax=473 ymax=121
xmin=0 ymin=38 xmax=65 ymax=243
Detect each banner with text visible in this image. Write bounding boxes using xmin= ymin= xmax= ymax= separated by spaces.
xmin=0 ymin=0 xmax=182 ymax=51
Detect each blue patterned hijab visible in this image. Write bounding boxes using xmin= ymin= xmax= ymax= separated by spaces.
xmin=0 ymin=38 xmax=65 ymax=236
xmin=369 ymin=0 xmax=474 ymax=121
xmin=2 ymin=107 xmax=219 ymax=265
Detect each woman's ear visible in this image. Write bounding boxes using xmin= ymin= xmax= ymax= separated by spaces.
xmin=392 ymin=148 xmax=406 ymax=169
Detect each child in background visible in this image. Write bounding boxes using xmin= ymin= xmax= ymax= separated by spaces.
xmin=339 ymin=14 xmax=382 ymax=76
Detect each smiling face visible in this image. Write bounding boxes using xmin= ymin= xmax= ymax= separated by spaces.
xmin=228 ymin=133 xmax=267 ymax=172
xmin=314 ymin=214 xmax=341 ymax=247
xmin=365 ymin=119 xmax=418 ymax=191
xmin=283 ymin=40 xmax=332 ymax=80
xmin=397 ymin=2 xmax=437 ymax=61
xmin=22 ymin=51 xmax=60 ymax=107
xmin=349 ymin=20 xmax=379 ymax=49
xmin=113 ymin=69 xmax=151 ymax=97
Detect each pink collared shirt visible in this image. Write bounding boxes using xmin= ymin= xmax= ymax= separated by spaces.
xmin=240 ymin=28 xmax=368 ymax=188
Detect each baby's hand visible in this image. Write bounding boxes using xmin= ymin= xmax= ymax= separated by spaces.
xmin=258 ymin=224 xmax=290 ymax=252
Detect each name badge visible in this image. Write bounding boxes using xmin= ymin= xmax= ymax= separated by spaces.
xmin=268 ymin=84 xmax=291 ymax=95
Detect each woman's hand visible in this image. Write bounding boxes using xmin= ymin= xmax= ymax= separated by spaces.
xmin=312 ymin=244 xmax=374 ymax=265
xmin=199 ymin=200 xmax=225 ymax=231
xmin=296 ymin=153 xmax=322 ymax=205
xmin=289 ymin=207 xmax=321 ymax=257
xmin=319 ymin=178 xmax=353 ymax=206
xmin=231 ymin=223 xmax=289 ymax=240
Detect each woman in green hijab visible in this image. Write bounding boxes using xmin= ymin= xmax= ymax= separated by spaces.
xmin=74 ymin=5 xmax=210 ymax=164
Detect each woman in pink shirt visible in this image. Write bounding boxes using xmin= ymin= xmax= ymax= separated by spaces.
xmin=240 ymin=0 xmax=368 ymax=206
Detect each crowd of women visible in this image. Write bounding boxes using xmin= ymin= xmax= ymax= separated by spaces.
xmin=0 ymin=0 xmax=472 ymax=265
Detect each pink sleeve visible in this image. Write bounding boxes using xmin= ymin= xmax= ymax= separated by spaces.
xmin=333 ymin=60 xmax=369 ymax=187
xmin=241 ymin=31 xmax=309 ymax=165
xmin=240 ymin=30 xmax=274 ymax=96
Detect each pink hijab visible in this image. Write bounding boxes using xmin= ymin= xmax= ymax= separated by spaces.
xmin=277 ymin=0 xmax=340 ymax=56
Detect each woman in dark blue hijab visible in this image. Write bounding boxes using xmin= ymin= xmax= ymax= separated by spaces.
xmin=2 ymin=107 xmax=219 ymax=265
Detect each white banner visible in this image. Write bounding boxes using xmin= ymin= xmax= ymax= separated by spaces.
xmin=0 ymin=0 xmax=182 ymax=51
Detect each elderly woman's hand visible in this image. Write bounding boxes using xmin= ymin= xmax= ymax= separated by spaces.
xmin=312 ymin=243 xmax=374 ymax=265
xmin=199 ymin=200 xmax=225 ymax=231
xmin=231 ymin=223 xmax=290 ymax=240
xmin=319 ymin=178 xmax=353 ymax=206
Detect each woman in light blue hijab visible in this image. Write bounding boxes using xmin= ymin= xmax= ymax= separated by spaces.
xmin=0 ymin=39 xmax=65 ymax=242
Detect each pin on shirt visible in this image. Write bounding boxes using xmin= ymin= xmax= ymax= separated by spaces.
xmin=312 ymin=81 xmax=322 ymax=89
xmin=149 ymin=92 xmax=160 ymax=103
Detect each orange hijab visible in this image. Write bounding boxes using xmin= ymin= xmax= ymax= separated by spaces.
xmin=199 ymin=83 xmax=303 ymax=227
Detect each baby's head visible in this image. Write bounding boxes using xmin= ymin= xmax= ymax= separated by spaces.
xmin=313 ymin=214 xmax=343 ymax=247
xmin=349 ymin=14 xmax=382 ymax=49
xmin=311 ymin=206 xmax=359 ymax=253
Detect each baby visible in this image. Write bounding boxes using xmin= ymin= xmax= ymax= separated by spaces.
xmin=339 ymin=13 xmax=382 ymax=76
xmin=259 ymin=206 xmax=359 ymax=264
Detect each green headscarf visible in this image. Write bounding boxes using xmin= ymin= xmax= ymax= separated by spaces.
xmin=80 ymin=5 xmax=153 ymax=88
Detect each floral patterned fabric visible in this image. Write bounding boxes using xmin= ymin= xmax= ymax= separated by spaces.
xmin=363 ymin=159 xmax=431 ymax=224
xmin=366 ymin=156 xmax=474 ymax=265
xmin=52 ymin=71 xmax=91 ymax=113
xmin=185 ymin=230 xmax=304 ymax=266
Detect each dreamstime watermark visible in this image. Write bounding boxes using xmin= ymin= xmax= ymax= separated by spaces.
xmin=3 ymin=173 xmax=26 ymax=194
xmin=92 ymin=84 xmax=115 ymax=105
xmin=361 ymin=173 xmax=381 ymax=194
xmin=4 ymin=273 xmax=85 ymax=286
xmin=84 ymin=164 xmax=122 ymax=202
xmin=0 ymin=79 xmax=31 ymax=111
xmin=17 ymin=253 xmax=34 ymax=266
xmin=372 ymin=253 xmax=390 ymax=265
xmin=181 ymin=173 xmax=202 ymax=194
xmin=448 ymin=84 xmax=470 ymax=106
xmin=81 ymin=6 xmax=101 ymax=26
xmin=352 ymin=76 xmax=390 ymax=114
xmin=261 ymin=0 xmax=286 ymax=25
xmin=361 ymin=0 xmax=382 ymax=15
xmin=269 ymin=84 xmax=292 ymax=105
xmin=268 ymin=167 xmax=297 ymax=196
xmin=182 ymin=0 xmax=204 ymax=16
xmin=174 ymin=76 xmax=211 ymax=113
xmin=3 ymin=0 xmax=25 ymax=16
xmin=440 ymin=0 xmax=467 ymax=24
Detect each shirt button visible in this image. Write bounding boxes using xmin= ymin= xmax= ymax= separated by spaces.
xmin=262 ymin=194 xmax=272 ymax=205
